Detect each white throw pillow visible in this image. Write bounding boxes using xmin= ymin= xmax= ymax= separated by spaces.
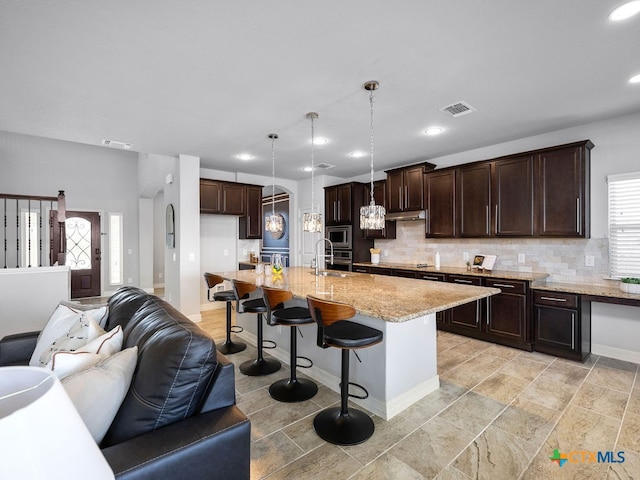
xmin=59 ymin=301 xmax=109 ymax=328
xmin=46 ymin=325 xmax=124 ymax=379
xmin=29 ymin=304 xmax=83 ymax=366
xmin=38 ymin=316 xmax=105 ymax=367
xmin=62 ymin=346 xmax=138 ymax=444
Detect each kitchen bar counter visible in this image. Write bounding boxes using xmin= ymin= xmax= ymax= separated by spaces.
xmin=211 ymin=266 xmax=500 ymax=420
xmin=532 ymin=280 xmax=640 ymax=307
xmin=213 ymin=266 xmax=500 ymax=322
xmin=353 ymin=261 xmax=549 ymax=282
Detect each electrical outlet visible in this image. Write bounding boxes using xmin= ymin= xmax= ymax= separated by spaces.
xmin=463 ymin=252 xmax=469 ymax=261
xmin=585 ymin=255 xmax=595 ymax=267
xmin=518 ymin=253 xmax=525 ymax=264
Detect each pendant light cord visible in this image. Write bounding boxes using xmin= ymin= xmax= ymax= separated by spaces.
xmin=270 ymin=134 xmax=277 ymax=217
xmin=369 ymin=86 xmax=376 ymax=207
xmin=310 ymin=114 xmax=316 ymax=214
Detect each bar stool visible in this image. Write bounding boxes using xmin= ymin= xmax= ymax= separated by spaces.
xmin=203 ymin=273 xmax=246 ymax=355
xmin=262 ymin=286 xmax=318 ymax=402
xmin=233 ymin=279 xmax=281 ymax=376
xmin=306 ymin=295 xmax=383 ymax=446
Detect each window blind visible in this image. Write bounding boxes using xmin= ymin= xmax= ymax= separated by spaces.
xmin=608 ymin=172 xmax=640 ymax=278
xmin=109 ymin=213 xmax=123 ymax=285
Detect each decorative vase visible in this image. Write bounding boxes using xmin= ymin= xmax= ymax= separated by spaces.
xmin=371 ymin=253 xmax=380 ymax=264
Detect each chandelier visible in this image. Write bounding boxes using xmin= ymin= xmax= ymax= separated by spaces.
xmin=264 ymin=133 xmax=283 ymax=234
xmin=359 ymin=80 xmax=386 ymax=230
xmin=303 ymin=112 xmax=323 ymax=233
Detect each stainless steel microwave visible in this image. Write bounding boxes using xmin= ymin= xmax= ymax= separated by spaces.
xmin=326 ymin=225 xmax=352 ymax=249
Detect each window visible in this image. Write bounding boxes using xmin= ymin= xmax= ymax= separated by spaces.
xmin=608 ymin=172 xmax=640 ymax=278
xmin=109 ymin=213 xmax=123 ymax=285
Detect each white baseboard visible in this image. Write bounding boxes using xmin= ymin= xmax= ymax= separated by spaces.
xmin=235 ymin=330 xmax=439 ymax=420
xmin=592 ymin=343 xmax=640 ymax=364
xmin=187 ymin=313 xmax=203 ymax=323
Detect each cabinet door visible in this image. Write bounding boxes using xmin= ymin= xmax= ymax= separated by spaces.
xmin=457 ymin=163 xmax=492 ymax=237
xmin=337 ymin=184 xmax=352 ymax=223
xmin=239 ymin=185 xmax=262 ymax=239
xmin=222 ymin=183 xmax=245 ymax=215
xmin=493 ymin=155 xmax=534 ymax=236
xmin=325 ymin=187 xmax=338 ymax=224
xmin=404 ymin=166 xmax=425 ymax=210
xmin=363 ymin=180 xmax=396 ymax=239
xmin=416 ymin=272 xmax=447 ymax=326
xmin=386 ymin=170 xmax=404 ymax=212
xmin=535 ymin=143 xmax=589 ymax=237
xmin=487 ymin=292 xmax=527 ymax=341
xmin=200 ymin=180 xmax=221 ymax=214
xmin=425 ymin=169 xmax=456 ymax=237
xmin=448 ymin=275 xmax=483 ymax=331
xmin=534 ymin=305 xmax=577 ymax=351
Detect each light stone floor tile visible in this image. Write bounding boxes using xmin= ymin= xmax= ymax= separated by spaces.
xmin=237 ymin=385 xmax=279 ymax=415
xmin=461 ymin=352 xmax=510 ymax=375
xmin=625 ymin=387 xmax=640 ymax=417
xmin=267 ymin=443 xmax=363 ymax=480
xmin=482 ymin=343 xmax=523 ymax=360
xmin=438 ymin=391 xmax=507 ymax=436
xmin=541 ymin=359 xmax=591 ymax=387
xmin=498 ymin=357 xmax=549 ymax=382
xmin=492 ymin=396 xmax=561 ymax=445
xmin=434 ymin=465 xmax=473 ymax=480
xmin=518 ymin=377 xmax=578 ymax=411
xmin=250 ymin=430 xmax=304 ymax=480
xmin=440 ymin=367 xmax=491 ymax=390
xmin=438 ymin=349 xmax=474 ymax=374
xmin=596 ymin=356 xmax=639 ymax=373
xmin=248 ymin=400 xmax=320 ymax=441
xmin=472 ymin=371 xmax=529 ymax=404
xmin=348 ymin=452 xmax=425 ymax=480
xmin=389 ymin=416 xmax=476 ymax=479
xmin=557 ymin=352 xmax=600 ymax=369
xmin=516 ymin=350 xmax=557 ymax=365
xmin=606 ymin=447 xmax=640 ymax=479
xmin=617 ymin=412 xmax=640 ymax=454
xmin=571 ymin=382 xmax=630 ymax=420
xmin=281 ymin=414 xmax=325 ymax=453
xmin=452 ymin=425 xmax=536 ymax=480
xmin=586 ymin=365 xmax=636 ymax=394
xmin=455 ymin=338 xmax=494 ymax=356
xmin=400 ymin=381 xmax=467 ymax=426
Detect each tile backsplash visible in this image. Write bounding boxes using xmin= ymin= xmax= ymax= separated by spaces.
xmin=375 ymin=222 xmax=612 ymax=286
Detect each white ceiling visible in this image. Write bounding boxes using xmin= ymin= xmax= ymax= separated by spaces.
xmin=1 ymin=1 xmax=639 ymax=180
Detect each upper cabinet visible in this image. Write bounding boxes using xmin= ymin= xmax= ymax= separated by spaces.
xmin=457 ymin=163 xmax=492 ymax=237
xmin=422 ymin=140 xmax=593 ymax=239
xmin=385 ymin=162 xmax=435 ymax=212
xmin=325 ymin=183 xmax=352 ymax=224
xmin=200 ymin=179 xmax=222 ymax=214
xmin=492 ymin=154 xmax=534 ymax=236
xmin=363 ymin=180 xmax=396 ymax=239
xmin=535 ymin=141 xmax=593 ymax=237
xmin=239 ymin=184 xmax=263 ymax=239
xmin=221 ymin=182 xmax=245 ymax=216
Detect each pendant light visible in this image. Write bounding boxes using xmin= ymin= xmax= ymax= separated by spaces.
xmin=303 ymin=112 xmax=323 ymax=233
xmin=359 ymin=80 xmax=386 ymax=230
xmin=264 ymin=133 xmax=283 ymax=234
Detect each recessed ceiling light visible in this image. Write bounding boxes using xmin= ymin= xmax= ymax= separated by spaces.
xmin=629 ymin=73 xmax=640 ymax=83
xmin=349 ymin=151 xmax=367 ymax=158
xmin=425 ymin=127 xmax=444 ymax=136
xmin=303 ymin=166 xmax=313 ymax=172
xmin=235 ymin=153 xmax=254 ymax=161
xmin=609 ymin=1 xmax=640 ymax=21
xmin=312 ymin=137 xmax=329 ymax=145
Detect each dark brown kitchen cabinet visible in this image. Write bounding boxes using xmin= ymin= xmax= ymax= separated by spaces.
xmin=363 ymin=180 xmax=396 ymax=239
xmin=325 ymin=183 xmax=352 ymax=224
xmin=200 ymin=179 xmax=221 ymax=214
xmin=386 ymin=163 xmax=435 ymax=213
xmin=533 ymin=290 xmax=591 ymax=361
xmin=239 ymin=184 xmax=263 ymax=239
xmin=425 ymin=169 xmax=456 ymax=237
xmin=534 ymin=141 xmax=593 ymax=238
xmin=221 ymin=183 xmax=245 ymax=216
xmin=447 ymin=275 xmax=483 ymax=331
xmin=457 ymin=163 xmax=492 ymax=237
xmin=353 ymin=266 xmax=371 ymax=274
xmin=493 ymin=155 xmax=534 ymax=236
xmin=415 ymin=272 xmax=447 ymax=327
xmin=485 ymin=278 xmax=529 ymax=347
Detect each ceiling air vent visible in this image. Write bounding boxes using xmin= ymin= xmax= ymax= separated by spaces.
xmin=316 ymin=163 xmax=336 ymax=170
xmin=439 ymin=101 xmax=476 ymax=118
xmin=102 ymin=139 xmax=133 ymax=150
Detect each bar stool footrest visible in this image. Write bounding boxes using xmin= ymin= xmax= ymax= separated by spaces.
xmin=230 ymin=325 xmax=243 ymax=333
xmin=262 ymin=339 xmax=277 ymax=349
xmin=296 ymin=355 xmax=313 ymax=369
xmin=338 ymin=381 xmax=369 ymax=400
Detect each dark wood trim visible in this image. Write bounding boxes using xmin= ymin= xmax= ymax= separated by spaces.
xmin=583 ymin=294 xmax=640 ymax=308
xmin=0 ymin=193 xmax=58 ymax=201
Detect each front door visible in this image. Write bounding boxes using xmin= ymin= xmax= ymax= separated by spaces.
xmin=51 ymin=211 xmax=101 ymax=298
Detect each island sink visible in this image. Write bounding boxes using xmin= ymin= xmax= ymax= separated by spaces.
xmin=313 ymin=270 xmax=354 ymax=278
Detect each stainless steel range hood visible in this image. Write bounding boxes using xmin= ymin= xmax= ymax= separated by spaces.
xmin=385 ymin=210 xmax=426 ymax=221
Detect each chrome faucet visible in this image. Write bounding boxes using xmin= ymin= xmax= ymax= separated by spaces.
xmin=314 ymin=238 xmax=334 ymax=276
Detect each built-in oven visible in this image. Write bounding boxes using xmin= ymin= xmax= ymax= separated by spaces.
xmin=325 ymin=225 xmax=352 ymax=250
xmin=325 ymin=249 xmax=352 ymax=272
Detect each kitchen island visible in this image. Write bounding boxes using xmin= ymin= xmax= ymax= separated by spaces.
xmin=213 ymin=266 xmax=499 ymax=420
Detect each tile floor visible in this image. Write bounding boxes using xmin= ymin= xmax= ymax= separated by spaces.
xmin=198 ymin=308 xmax=640 ymax=479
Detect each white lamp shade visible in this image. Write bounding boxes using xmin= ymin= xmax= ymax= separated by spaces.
xmin=0 ymin=367 xmax=114 ymax=480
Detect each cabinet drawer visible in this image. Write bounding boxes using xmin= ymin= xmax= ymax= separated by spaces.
xmin=416 ymin=272 xmax=446 ymax=282
xmin=486 ymin=278 xmax=527 ymax=295
xmin=448 ymin=275 xmax=482 ymax=286
xmin=369 ymin=267 xmax=392 ymax=276
xmin=533 ymin=291 xmax=578 ymax=308
xmin=393 ymin=269 xmax=417 ymax=278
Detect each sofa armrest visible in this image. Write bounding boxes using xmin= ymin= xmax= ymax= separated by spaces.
xmin=199 ymin=351 xmax=237 ymax=413
xmin=102 ymin=405 xmax=250 ymax=480
xmin=0 ymin=331 xmax=39 ymax=366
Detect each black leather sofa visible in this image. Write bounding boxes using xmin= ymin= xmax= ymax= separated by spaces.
xmin=0 ymin=286 xmax=250 ymax=480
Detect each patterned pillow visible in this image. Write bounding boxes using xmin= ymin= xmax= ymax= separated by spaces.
xmin=38 ymin=316 xmax=105 ymax=367
xmin=29 ymin=304 xmax=83 ymax=366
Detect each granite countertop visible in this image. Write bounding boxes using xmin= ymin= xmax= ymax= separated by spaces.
xmin=353 ymin=262 xmax=548 ymax=282
xmin=213 ymin=266 xmax=500 ymax=323
xmin=531 ymin=280 xmax=640 ymax=304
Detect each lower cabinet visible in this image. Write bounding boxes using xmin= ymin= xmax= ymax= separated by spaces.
xmin=448 ymin=275 xmax=483 ymax=332
xmin=533 ymin=290 xmax=591 ymax=361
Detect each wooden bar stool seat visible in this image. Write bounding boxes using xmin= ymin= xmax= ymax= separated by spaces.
xmin=203 ymin=273 xmax=246 ymax=355
xmin=263 ymin=286 xmax=317 ymax=402
xmin=233 ymin=279 xmax=281 ymax=376
xmin=307 ymin=295 xmax=383 ymax=446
